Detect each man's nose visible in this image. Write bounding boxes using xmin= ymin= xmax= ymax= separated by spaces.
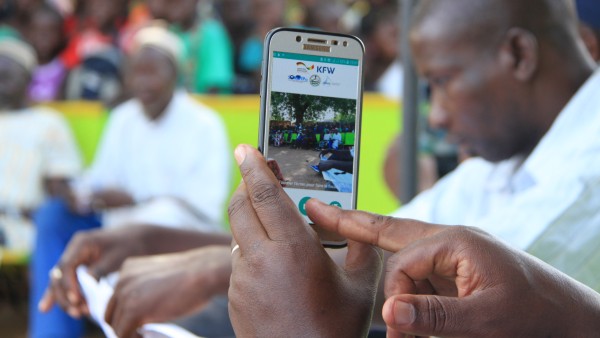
xmin=428 ymin=95 xmax=450 ymax=130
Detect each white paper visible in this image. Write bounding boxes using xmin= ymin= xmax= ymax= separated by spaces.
xmin=76 ymin=266 xmax=203 ymax=338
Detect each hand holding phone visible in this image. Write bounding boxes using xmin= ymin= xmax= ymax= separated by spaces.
xmin=259 ymin=28 xmax=364 ymax=247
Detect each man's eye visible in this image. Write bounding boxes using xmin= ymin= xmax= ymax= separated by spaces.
xmin=429 ymin=76 xmax=450 ymax=87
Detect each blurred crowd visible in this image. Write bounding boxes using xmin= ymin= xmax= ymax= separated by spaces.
xmin=0 ymin=0 xmax=403 ymax=106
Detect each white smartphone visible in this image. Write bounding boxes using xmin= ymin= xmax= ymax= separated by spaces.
xmin=259 ymin=28 xmax=364 ymax=248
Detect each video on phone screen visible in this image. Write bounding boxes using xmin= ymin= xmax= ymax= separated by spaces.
xmin=266 ymin=91 xmax=356 ymax=193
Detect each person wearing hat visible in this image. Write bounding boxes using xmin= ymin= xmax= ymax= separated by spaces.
xmin=30 ymin=25 xmax=231 ymax=338
xmin=0 ymin=37 xmax=81 ymax=257
xmin=577 ymin=0 xmax=600 ymax=62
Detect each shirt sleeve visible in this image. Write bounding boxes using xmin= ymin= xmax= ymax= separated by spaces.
xmin=173 ymin=105 xmax=232 ymax=225
xmin=80 ymin=105 xmax=127 ymax=190
xmin=41 ymin=109 xmax=82 ymax=179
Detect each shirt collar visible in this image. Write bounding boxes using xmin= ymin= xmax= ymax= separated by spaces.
xmin=519 ymin=69 xmax=600 ymax=183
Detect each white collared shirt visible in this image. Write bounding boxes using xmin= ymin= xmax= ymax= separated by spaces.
xmin=0 ymin=106 xmax=81 ymax=210
xmin=393 ymin=69 xmax=600 ymax=252
xmin=80 ymin=90 xmax=230 ymax=229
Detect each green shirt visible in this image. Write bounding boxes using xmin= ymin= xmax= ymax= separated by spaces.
xmin=171 ymin=19 xmax=234 ymax=93
xmin=527 ymin=176 xmax=600 ymax=293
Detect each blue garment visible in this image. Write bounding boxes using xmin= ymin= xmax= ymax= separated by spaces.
xmin=29 ymin=198 xmax=101 ymax=338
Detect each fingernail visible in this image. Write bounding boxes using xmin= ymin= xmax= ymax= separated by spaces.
xmin=68 ymin=292 xmax=78 ymax=304
xmin=68 ymin=307 xmax=80 ymax=318
xmin=393 ymin=300 xmax=415 ymax=326
xmin=234 ymin=146 xmax=247 ymax=165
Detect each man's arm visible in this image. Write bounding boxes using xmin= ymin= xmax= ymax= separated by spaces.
xmin=104 ymin=246 xmax=232 ymax=338
xmin=39 ymin=225 xmax=231 ymax=318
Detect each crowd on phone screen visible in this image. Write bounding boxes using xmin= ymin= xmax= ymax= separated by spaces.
xmin=269 ymin=122 xmax=354 ymax=150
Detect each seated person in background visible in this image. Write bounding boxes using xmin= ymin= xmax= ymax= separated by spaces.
xmin=0 ymin=37 xmax=80 ymax=255
xmin=238 ymin=0 xmax=286 ymax=92
xmin=330 ymin=128 xmax=342 ymax=149
xmin=577 ymin=0 xmax=600 ymax=62
xmin=312 ymin=148 xmax=354 ymax=174
xmin=0 ymin=0 xmax=43 ymax=34
xmin=226 ymin=145 xmax=600 ymax=337
xmin=361 ymin=3 xmax=403 ymax=99
xmin=164 ymin=0 xmax=234 ymax=94
xmin=30 ymin=25 xmax=231 ymax=338
xmin=24 ymin=2 xmax=68 ymax=102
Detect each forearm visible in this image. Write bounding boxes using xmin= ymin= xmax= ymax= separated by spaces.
xmin=139 ymin=225 xmax=232 ymax=256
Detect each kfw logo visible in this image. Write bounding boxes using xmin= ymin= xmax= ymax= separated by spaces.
xmin=317 ymin=66 xmax=336 ymax=74
xmin=296 ymin=62 xmax=314 ymax=72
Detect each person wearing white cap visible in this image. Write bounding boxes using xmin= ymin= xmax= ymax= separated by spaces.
xmin=0 ymin=37 xmax=81 ymax=256
xmin=30 ymin=24 xmax=231 ymax=338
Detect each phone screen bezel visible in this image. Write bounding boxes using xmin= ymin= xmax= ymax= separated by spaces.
xmin=259 ymin=27 xmax=365 ymax=222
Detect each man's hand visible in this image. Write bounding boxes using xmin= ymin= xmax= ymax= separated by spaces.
xmin=38 ymin=227 xmax=148 ymax=318
xmin=307 ymin=203 xmax=600 ymax=337
xmin=105 ymin=246 xmax=231 ymax=338
xmin=228 ymin=145 xmax=383 ymax=337
xmin=91 ymin=189 xmax=135 ymax=210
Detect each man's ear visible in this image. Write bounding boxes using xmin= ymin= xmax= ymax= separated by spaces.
xmin=579 ymin=24 xmax=600 ymax=62
xmin=499 ymin=27 xmax=539 ymax=82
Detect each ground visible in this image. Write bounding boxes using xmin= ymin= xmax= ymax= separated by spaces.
xmin=0 ymin=265 xmax=103 ymax=337
xmin=267 ymin=146 xmax=328 ymax=190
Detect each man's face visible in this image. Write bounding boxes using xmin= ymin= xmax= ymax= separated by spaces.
xmin=411 ymin=29 xmax=531 ymax=162
xmin=128 ymin=48 xmax=177 ymax=119
xmin=0 ymin=56 xmax=29 ymax=109
xmin=167 ymin=0 xmax=198 ymax=26
xmin=86 ymin=0 xmax=123 ymax=29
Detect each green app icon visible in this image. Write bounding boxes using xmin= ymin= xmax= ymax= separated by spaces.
xmin=299 ymin=196 xmax=311 ymax=216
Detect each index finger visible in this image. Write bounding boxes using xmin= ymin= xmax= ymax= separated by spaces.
xmin=305 ymin=199 xmax=445 ymax=252
xmin=234 ymin=144 xmax=312 ymax=241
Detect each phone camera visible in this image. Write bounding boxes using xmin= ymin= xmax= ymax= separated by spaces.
xmin=342 ymin=41 xmax=348 ymax=47
xmin=332 ymin=40 xmax=339 ymax=46
xmin=296 ymin=35 xmax=302 ymax=43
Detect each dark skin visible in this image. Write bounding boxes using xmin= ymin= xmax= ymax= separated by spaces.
xmin=24 ymin=5 xmax=64 ymax=65
xmin=127 ymin=47 xmax=177 ymax=121
xmin=228 ymin=145 xmax=383 ymax=337
xmin=146 ymin=0 xmax=169 ymax=21
xmin=411 ymin=0 xmax=596 ymax=163
xmin=38 ymin=225 xmax=231 ymax=321
xmin=167 ymin=0 xmax=199 ymax=31
xmin=228 ymin=145 xmax=600 ymax=337
xmin=0 ymin=56 xmax=29 ymax=110
xmin=579 ymin=23 xmax=600 ymax=62
xmin=308 ymin=198 xmax=600 ymax=337
xmin=84 ymin=0 xmax=128 ymax=34
xmin=104 ymin=246 xmax=231 ymax=338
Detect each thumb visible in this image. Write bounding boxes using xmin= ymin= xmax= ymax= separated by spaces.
xmin=344 ymin=239 xmax=383 ymax=287
xmin=383 ymin=294 xmax=479 ymax=337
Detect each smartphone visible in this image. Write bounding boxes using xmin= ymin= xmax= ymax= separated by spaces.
xmin=259 ymin=27 xmax=364 ymax=248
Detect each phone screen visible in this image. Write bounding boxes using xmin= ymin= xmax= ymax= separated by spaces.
xmin=262 ymin=47 xmax=362 ymax=223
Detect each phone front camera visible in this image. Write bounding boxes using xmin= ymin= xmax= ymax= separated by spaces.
xmin=343 ymin=41 xmax=348 ymax=47
xmin=296 ymin=35 xmax=302 ymax=43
